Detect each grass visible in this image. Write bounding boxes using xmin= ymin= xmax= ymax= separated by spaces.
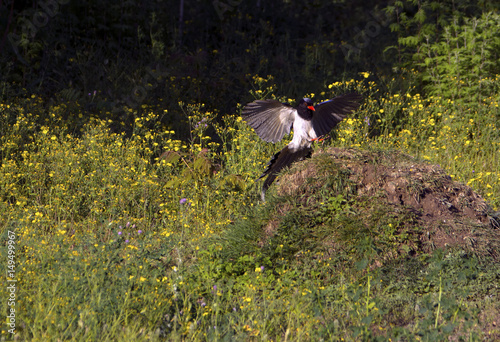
xmin=1 ymin=75 xmax=499 ymax=340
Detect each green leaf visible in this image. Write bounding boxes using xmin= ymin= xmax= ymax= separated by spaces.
xmin=361 ymin=314 xmax=373 ymax=325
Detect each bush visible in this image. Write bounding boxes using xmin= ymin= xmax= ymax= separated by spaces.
xmin=416 ymin=12 xmax=500 ymax=104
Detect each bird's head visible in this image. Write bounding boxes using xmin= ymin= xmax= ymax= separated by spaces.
xmin=297 ymin=98 xmax=315 ymax=119
xmin=300 ymin=98 xmax=316 ymax=111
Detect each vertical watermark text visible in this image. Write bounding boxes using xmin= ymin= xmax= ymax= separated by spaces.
xmin=5 ymin=230 xmax=17 ymax=335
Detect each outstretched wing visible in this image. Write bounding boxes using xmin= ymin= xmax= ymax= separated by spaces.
xmin=311 ymin=93 xmax=362 ymax=137
xmin=241 ymin=99 xmax=296 ymax=143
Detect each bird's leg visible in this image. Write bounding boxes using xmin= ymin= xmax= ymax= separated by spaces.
xmin=320 ymin=135 xmax=331 ymax=145
xmin=309 ymin=135 xmax=329 ymax=143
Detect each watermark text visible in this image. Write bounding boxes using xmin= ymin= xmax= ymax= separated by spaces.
xmin=6 ymin=230 xmax=17 ymax=335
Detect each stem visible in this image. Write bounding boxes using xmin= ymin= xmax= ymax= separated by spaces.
xmin=435 ymin=273 xmax=442 ymax=329
xmin=366 ymin=275 xmax=371 ymax=317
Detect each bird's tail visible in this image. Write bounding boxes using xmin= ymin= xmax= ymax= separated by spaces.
xmin=259 ymin=146 xmax=312 ymax=201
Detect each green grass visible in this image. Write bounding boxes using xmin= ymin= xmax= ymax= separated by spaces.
xmin=1 ymin=76 xmax=499 ymax=341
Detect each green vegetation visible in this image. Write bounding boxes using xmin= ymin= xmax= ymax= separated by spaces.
xmin=1 ymin=0 xmax=499 ymax=340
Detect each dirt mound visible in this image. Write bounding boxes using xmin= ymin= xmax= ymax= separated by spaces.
xmin=269 ymin=147 xmax=499 ymax=260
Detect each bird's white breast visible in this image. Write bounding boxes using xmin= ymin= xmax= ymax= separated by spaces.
xmin=289 ymin=114 xmax=317 ymax=151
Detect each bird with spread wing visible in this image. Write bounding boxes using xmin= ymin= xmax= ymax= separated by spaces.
xmin=241 ymin=93 xmax=362 ymax=201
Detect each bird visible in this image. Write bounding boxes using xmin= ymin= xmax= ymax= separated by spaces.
xmin=241 ymin=93 xmax=362 ymax=201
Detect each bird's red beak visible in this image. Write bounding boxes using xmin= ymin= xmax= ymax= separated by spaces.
xmin=308 ymin=106 xmax=315 ymax=111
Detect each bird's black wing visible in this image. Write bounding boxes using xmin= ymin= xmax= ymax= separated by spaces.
xmin=311 ymin=93 xmax=362 ymax=137
xmin=241 ymin=99 xmax=296 ymax=143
